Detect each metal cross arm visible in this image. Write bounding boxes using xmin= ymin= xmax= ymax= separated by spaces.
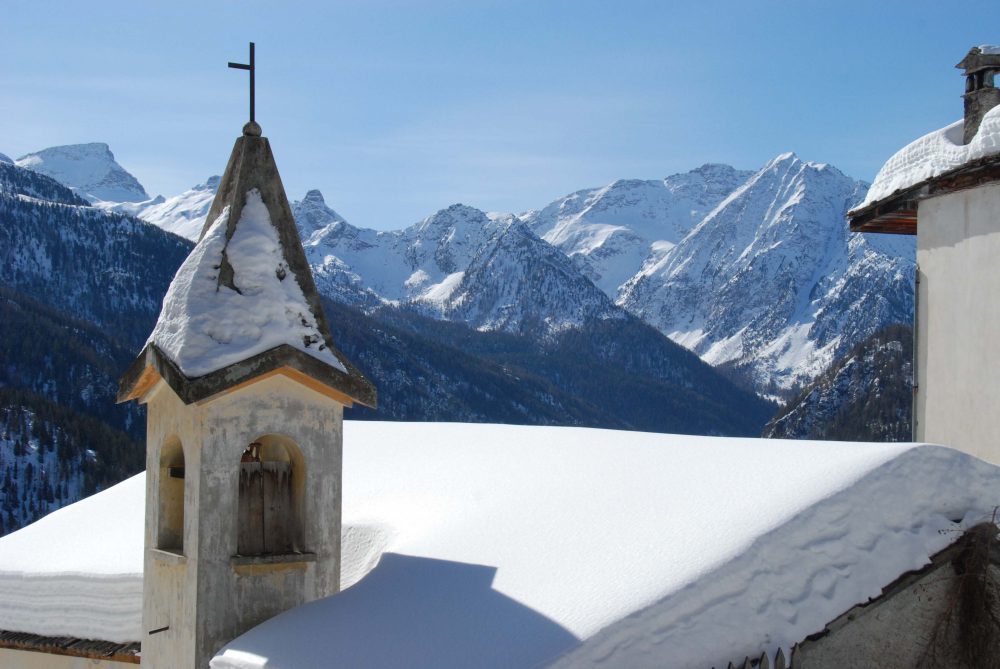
xmin=228 ymin=42 xmax=255 ymax=124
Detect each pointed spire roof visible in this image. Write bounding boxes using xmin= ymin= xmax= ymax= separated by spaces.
xmin=119 ymin=123 xmax=376 ymax=408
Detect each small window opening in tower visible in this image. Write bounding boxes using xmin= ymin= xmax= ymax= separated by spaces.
xmin=968 ymin=74 xmax=977 ymax=93
xmin=157 ymin=438 xmax=185 ymax=553
xmin=237 ymin=435 xmax=306 ymax=556
xmin=985 ymin=70 xmax=997 ymax=89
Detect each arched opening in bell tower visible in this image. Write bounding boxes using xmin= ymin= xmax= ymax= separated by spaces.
xmin=237 ymin=434 xmax=305 ymax=556
xmin=157 ymin=437 xmax=186 ymax=553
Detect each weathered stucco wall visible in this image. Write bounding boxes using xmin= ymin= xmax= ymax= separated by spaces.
xmin=0 ymin=648 xmax=132 ymax=668
xmin=916 ymin=182 xmax=1000 ymax=464
xmin=794 ymin=525 xmax=1000 ymax=668
xmin=794 ymin=559 xmax=959 ymax=667
xmin=141 ymin=373 xmax=344 ymax=669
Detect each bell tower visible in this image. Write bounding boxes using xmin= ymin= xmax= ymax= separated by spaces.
xmin=117 ymin=54 xmax=376 ymax=667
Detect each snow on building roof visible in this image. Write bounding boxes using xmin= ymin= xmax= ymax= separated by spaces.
xmin=2 ymin=423 xmax=997 ymax=667
xmin=855 ymin=104 xmax=1000 ymax=211
xmin=0 ymin=473 xmax=144 ymax=643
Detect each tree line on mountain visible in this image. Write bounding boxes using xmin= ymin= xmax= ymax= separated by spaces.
xmin=764 ymin=324 xmax=913 ymax=442
xmin=0 ymin=387 xmax=142 ymax=536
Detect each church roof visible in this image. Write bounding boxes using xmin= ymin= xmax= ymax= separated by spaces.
xmin=118 ymin=124 xmax=375 ymax=407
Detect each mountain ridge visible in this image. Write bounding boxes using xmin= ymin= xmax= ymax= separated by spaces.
xmin=18 ymin=142 xmax=916 ymax=396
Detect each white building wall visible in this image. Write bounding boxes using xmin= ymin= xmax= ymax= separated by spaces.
xmin=916 ymin=182 xmax=1000 ymax=464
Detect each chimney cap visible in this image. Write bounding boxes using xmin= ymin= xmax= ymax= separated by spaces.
xmin=957 ymin=45 xmax=1000 ymax=73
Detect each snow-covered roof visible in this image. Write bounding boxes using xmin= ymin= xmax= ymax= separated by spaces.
xmin=856 ymin=104 xmax=1000 ymax=211
xmin=0 ymin=474 xmax=143 ymax=643
xmin=118 ymin=128 xmax=375 ymax=408
xmin=2 ymin=422 xmax=998 ymax=668
xmin=147 ymin=188 xmax=346 ymax=377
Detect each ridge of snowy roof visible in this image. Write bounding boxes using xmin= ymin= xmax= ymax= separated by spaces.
xmin=119 ymin=129 xmax=375 ymax=408
xmin=853 ymin=104 xmax=1000 ymax=212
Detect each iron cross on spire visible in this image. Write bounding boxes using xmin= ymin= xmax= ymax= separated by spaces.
xmin=228 ymin=42 xmax=256 ymax=124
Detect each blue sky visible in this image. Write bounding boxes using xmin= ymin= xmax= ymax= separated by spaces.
xmin=0 ymin=1 xmax=993 ymax=228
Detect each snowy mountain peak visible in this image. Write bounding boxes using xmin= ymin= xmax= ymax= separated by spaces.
xmin=15 ymin=143 xmax=149 ymax=203
xmin=620 ymin=152 xmax=913 ymax=395
xmin=0 ymin=153 xmax=12 ymax=165
xmin=291 ymin=189 xmax=348 ymax=240
xmin=674 ymin=162 xmax=746 ymax=182
xmin=302 ymin=189 xmax=326 ymax=204
xmin=525 ymin=165 xmax=754 ymax=295
xmin=661 ymin=163 xmax=755 ymax=205
xmin=768 ymin=151 xmax=799 ymax=166
xmin=416 ymin=203 xmax=493 ymax=232
xmin=404 ymin=204 xmax=508 ymax=277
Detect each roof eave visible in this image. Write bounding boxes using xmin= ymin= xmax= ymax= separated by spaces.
xmin=849 ymin=154 xmax=1000 ymax=234
xmin=118 ymin=343 xmax=377 ymax=409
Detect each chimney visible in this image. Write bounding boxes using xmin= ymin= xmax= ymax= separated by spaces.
xmin=957 ymin=46 xmax=1000 ymax=144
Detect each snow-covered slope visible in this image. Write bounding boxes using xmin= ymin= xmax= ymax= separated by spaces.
xmin=619 ymin=153 xmax=915 ymax=395
xmin=523 ymin=165 xmax=752 ymax=295
xmin=99 ymin=176 xmax=220 ymax=240
xmin=15 ymin=143 xmax=149 ymax=203
xmin=2 ymin=423 xmax=997 ymax=668
xmin=0 ymin=152 xmax=12 ymax=164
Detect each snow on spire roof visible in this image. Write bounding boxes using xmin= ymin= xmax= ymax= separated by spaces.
xmin=148 ymin=188 xmax=345 ymax=377
xmin=119 ymin=127 xmax=375 ymax=407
